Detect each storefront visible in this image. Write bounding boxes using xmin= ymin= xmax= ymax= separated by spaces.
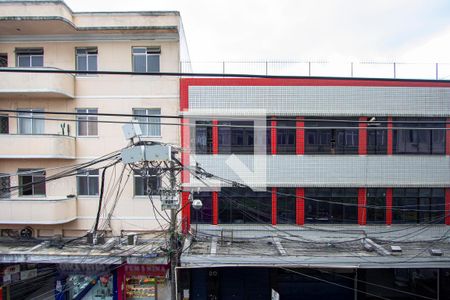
xmin=57 ymin=263 xmax=118 ymax=300
xmin=117 ymin=264 xmax=169 ymax=300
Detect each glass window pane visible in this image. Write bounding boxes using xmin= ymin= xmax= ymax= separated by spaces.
xmin=31 ymin=55 xmax=43 ymax=67
xmin=77 ymin=177 xmax=88 ymax=195
xmin=133 ymin=48 xmax=146 ymax=54
xmin=18 ymin=56 xmax=30 ymax=67
xmin=18 ymin=114 xmax=32 ymax=134
xmin=133 ymin=55 xmax=146 ymax=72
xmin=77 ymin=55 xmax=87 ymax=71
xmin=88 ymin=55 xmax=97 ymax=71
xmin=88 ymin=177 xmax=99 ymax=195
xmin=147 ymin=55 xmax=160 ymax=72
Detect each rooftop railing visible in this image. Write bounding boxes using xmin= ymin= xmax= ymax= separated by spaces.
xmin=180 ymin=61 xmax=450 ymax=80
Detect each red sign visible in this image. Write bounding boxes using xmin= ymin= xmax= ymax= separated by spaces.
xmin=124 ymin=264 xmax=168 ymax=277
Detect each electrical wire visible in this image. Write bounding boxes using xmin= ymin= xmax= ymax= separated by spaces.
xmin=3 ymin=113 xmax=450 ymax=130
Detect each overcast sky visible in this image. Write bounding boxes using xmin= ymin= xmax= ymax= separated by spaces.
xmin=65 ymin=0 xmax=450 ymax=63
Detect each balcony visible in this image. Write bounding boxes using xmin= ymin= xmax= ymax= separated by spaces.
xmin=0 ymin=196 xmax=77 ymax=225
xmin=0 ymin=68 xmax=75 ymax=99
xmin=0 ymin=134 xmax=76 ymax=159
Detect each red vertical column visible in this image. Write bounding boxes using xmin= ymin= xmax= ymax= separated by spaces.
xmin=445 ymin=188 xmax=450 ymax=225
xmin=117 ymin=265 xmax=125 ymax=300
xmin=212 ymin=191 xmax=218 ymax=225
xmin=359 ymin=117 xmax=368 ymax=155
xmin=446 ymin=118 xmax=450 ymax=155
xmin=180 ymin=80 xmax=191 ymax=234
xmin=296 ymin=188 xmax=305 ymax=225
xmin=181 ymin=117 xmax=191 ymax=234
xmin=272 ymin=187 xmax=277 ymax=225
xmin=212 ymin=120 xmax=219 ymax=154
xmin=386 ymin=188 xmax=393 ymax=225
xmin=358 ymin=188 xmax=367 ymax=225
xmin=271 ymin=117 xmax=277 ymax=155
xmin=296 ymin=117 xmax=305 ymax=155
xmin=387 ymin=117 xmax=393 ymax=155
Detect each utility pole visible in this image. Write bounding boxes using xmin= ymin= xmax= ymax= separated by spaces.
xmin=121 ymin=126 xmax=182 ymax=300
xmin=169 ymin=158 xmax=178 ymax=300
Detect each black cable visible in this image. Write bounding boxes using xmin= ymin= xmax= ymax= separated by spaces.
xmin=93 ymin=166 xmax=109 ymax=235
xmin=1 ymin=108 xmax=449 ymax=125
xmin=1 ymin=66 xmax=449 ymax=83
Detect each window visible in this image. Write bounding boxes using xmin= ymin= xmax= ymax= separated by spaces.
xmin=193 ymin=121 xmax=213 ymax=154
xmin=134 ymin=169 xmax=160 ymax=196
xmin=218 ymin=187 xmax=271 ymax=224
xmin=16 ymin=48 xmax=43 ymax=67
xmin=77 ymin=170 xmax=99 ymax=196
xmin=190 ymin=192 xmax=213 ymax=224
xmin=218 ymin=121 xmax=254 ymax=154
xmin=393 ymin=188 xmax=445 ymax=224
xmin=18 ymin=169 xmax=46 ymax=196
xmin=393 ymin=118 xmax=445 ymax=154
xmin=0 ymin=174 xmax=10 ymax=199
xmin=132 ymin=47 xmax=160 ymax=72
xmin=132 ymin=108 xmax=161 ymax=137
xmin=17 ymin=109 xmax=44 ymax=134
xmin=277 ymin=188 xmax=296 ymax=224
xmin=276 ymin=119 xmax=296 ymax=154
xmin=305 ymin=118 xmax=359 ymax=154
xmin=305 ymin=188 xmax=358 ymax=224
xmin=367 ymin=117 xmax=387 ymax=154
xmin=366 ymin=188 xmax=386 ymax=224
xmin=0 ymin=115 xmax=8 ymax=134
xmin=0 ymin=54 xmax=7 ymax=67
xmin=76 ymin=47 xmax=98 ymax=72
xmin=77 ymin=108 xmax=98 ymax=136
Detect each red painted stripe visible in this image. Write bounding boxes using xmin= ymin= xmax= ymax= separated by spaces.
xmin=271 ymin=118 xmax=277 ymax=155
xmin=358 ymin=188 xmax=367 ymax=225
xmin=446 ymin=118 xmax=450 ymax=155
xmin=272 ymin=187 xmax=277 ymax=225
xmin=180 ymin=79 xmax=190 ymax=233
xmin=296 ymin=188 xmax=305 ymax=225
xmin=445 ymin=188 xmax=450 ymax=226
xmin=212 ymin=120 xmax=219 ymax=154
xmin=387 ymin=117 xmax=393 ymax=155
xmin=212 ymin=192 xmax=218 ymax=225
xmin=386 ymin=188 xmax=393 ymax=225
xmin=359 ymin=117 xmax=368 ymax=155
xmin=181 ymin=192 xmax=191 ymax=234
xmin=180 ymin=79 xmax=189 ymax=111
xmin=296 ymin=117 xmax=305 ymax=155
xmin=180 ymin=77 xmax=450 ymax=88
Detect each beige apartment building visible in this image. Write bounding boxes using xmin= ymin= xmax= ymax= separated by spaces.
xmin=0 ymin=0 xmax=188 ymax=238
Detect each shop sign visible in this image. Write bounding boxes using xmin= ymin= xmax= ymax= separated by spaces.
xmin=20 ymin=269 xmax=37 ymax=280
xmin=2 ymin=265 xmax=20 ymax=276
xmin=124 ymin=264 xmax=168 ymax=277
xmin=58 ymin=264 xmax=111 ymax=275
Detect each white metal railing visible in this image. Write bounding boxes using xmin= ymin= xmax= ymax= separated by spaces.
xmin=180 ymin=61 xmax=450 ymax=80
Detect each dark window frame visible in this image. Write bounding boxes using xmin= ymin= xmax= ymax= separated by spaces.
xmin=15 ymin=48 xmax=44 ymax=68
xmin=134 ymin=169 xmax=161 ymax=196
xmin=76 ymin=169 xmax=99 ymax=196
xmin=132 ymin=47 xmax=161 ymax=73
xmin=304 ymin=118 xmax=359 ymax=154
xmin=305 ymin=188 xmax=358 ymax=224
xmin=393 ymin=118 xmax=446 ymax=155
xmin=18 ymin=169 xmax=46 ymax=196
xmin=76 ymin=108 xmax=98 ymax=137
xmin=75 ymin=47 xmax=98 ymax=72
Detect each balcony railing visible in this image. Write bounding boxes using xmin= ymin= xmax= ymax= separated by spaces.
xmin=0 ymin=196 xmax=77 ymax=225
xmin=0 ymin=134 xmax=76 ymax=159
xmin=0 ymin=67 xmax=75 ymax=99
xmin=180 ymin=61 xmax=450 ymax=80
